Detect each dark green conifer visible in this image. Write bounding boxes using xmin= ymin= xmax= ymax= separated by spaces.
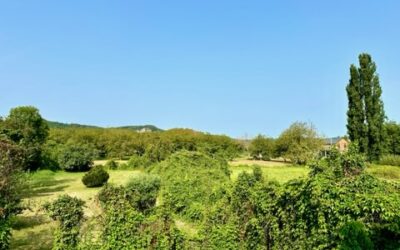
xmin=346 ymin=54 xmax=386 ymax=161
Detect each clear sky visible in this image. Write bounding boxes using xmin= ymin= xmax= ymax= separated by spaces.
xmin=1 ymin=1 xmax=399 ymax=138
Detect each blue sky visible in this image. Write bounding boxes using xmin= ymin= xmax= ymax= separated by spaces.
xmin=1 ymin=1 xmax=399 ymax=138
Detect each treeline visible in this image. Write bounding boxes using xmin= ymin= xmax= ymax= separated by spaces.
xmin=248 ymin=122 xmax=324 ymax=165
xmin=248 ymin=120 xmax=400 ymax=166
xmin=44 ymin=126 xmax=243 ymax=169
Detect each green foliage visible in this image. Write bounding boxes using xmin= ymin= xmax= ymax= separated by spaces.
xmin=125 ymin=174 xmax=161 ymax=212
xmin=379 ymin=154 xmax=400 ymax=167
xmin=0 ymin=139 xmax=25 ymax=249
xmin=275 ymin=122 xmax=323 ymax=164
xmin=127 ymin=154 xmax=152 ymax=168
xmin=98 ymin=174 xmax=160 ymax=213
xmin=104 ymin=159 xmax=118 ymax=170
xmin=384 ymin=121 xmax=400 ymax=155
xmin=57 ymin=143 xmax=95 ymax=172
xmin=48 ymin=127 xmax=243 ymax=161
xmin=98 ymin=182 xmax=185 ymax=249
xmin=249 ymin=134 xmax=275 ymax=160
xmin=199 ymin=147 xmax=400 ymax=249
xmin=1 ymin=106 xmax=49 ymax=171
xmin=338 ymin=221 xmax=373 ymax=250
xmin=82 ymin=166 xmax=109 ymax=187
xmin=269 ymin=152 xmax=400 ymax=249
xmin=43 ymin=195 xmax=85 ymax=250
xmin=151 ymin=151 xmax=231 ymax=222
xmin=347 ymin=53 xmax=386 ymax=161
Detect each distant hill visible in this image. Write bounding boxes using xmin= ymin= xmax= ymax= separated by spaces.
xmin=46 ymin=121 xmax=100 ymax=129
xmin=46 ymin=121 xmax=162 ymax=132
xmin=113 ymin=125 xmax=162 ymax=132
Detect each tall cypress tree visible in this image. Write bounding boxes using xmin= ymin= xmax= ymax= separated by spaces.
xmin=346 ymin=53 xmax=386 ymax=161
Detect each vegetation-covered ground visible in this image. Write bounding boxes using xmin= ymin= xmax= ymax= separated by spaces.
xmin=10 ymin=161 xmax=400 ymax=249
xmin=10 ymin=170 xmax=141 ymax=250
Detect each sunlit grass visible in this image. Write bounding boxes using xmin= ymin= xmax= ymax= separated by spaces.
xmin=229 ymin=164 xmax=309 ymax=183
xmin=367 ymin=164 xmax=400 ymax=182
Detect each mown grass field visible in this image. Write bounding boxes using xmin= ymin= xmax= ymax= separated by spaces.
xmin=10 ymin=161 xmax=400 ymax=249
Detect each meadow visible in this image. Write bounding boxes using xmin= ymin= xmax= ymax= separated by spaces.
xmin=10 ymin=160 xmax=400 ymax=249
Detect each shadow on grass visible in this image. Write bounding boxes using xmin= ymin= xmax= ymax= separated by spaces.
xmin=22 ymin=175 xmax=76 ymax=198
xmin=10 ymin=224 xmax=54 ymax=250
xmin=11 ymin=215 xmax=49 ymax=230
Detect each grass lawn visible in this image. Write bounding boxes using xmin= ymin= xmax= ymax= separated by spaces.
xmin=366 ymin=164 xmax=400 ymax=182
xmin=229 ymin=163 xmax=309 ymax=183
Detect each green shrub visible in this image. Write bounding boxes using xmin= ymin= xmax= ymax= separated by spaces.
xmin=0 ymin=139 xmax=25 ymax=249
xmin=57 ymin=144 xmax=95 ymax=172
xmin=127 ymin=154 xmax=151 ymax=168
xmin=104 ymin=159 xmax=118 ymax=170
xmin=43 ymin=195 xmax=85 ymax=250
xmin=379 ymin=154 xmax=400 ymax=166
xmin=125 ymin=174 xmax=161 ymax=211
xmin=97 ymin=183 xmax=186 ymax=249
xmin=150 ymin=151 xmax=231 ymax=222
xmin=267 ymin=149 xmax=400 ymax=249
xmin=82 ymin=166 xmax=109 ymax=187
xmin=339 ymin=221 xmax=373 ymax=250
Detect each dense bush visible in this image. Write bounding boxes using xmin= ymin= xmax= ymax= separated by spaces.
xmin=150 ymin=151 xmax=231 ymax=222
xmin=97 ymin=182 xmax=185 ymax=249
xmin=379 ymin=154 xmax=400 ymax=166
xmin=0 ymin=139 xmax=25 ymax=249
xmin=338 ymin=221 xmax=373 ymax=250
xmin=104 ymin=159 xmax=118 ymax=170
xmin=43 ymin=195 xmax=85 ymax=250
xmin=198 ymin=146 xmax=400 ymax=249
xmin=249 ymin=134 xmax=275 ymax=160
xmin=57 ymin=144 xmax=95 ymax=172
xmin=125 ymin=174 xmax=161 ymax=211
xmin=127 ymin=154 xmax=152 ymax=168
xmin=384 ymin=121 xmax=400 ymax=155
xmin=98 ymin=174 xmax=160 ymax=213
xmin=82 ymin=166 xmax=109 ymax=187
xmin=275 ymin=122 xmax=324 ymax=164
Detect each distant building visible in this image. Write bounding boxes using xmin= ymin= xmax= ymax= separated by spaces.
xmin=322 ymin=137 xmax=350 ymax=156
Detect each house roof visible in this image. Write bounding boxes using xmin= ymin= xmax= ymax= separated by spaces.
xmin=324 ymin=137 xmax=343 ymax=145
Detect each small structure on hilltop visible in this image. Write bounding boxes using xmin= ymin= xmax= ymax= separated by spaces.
xmin=322 ymin=137 xmax=350 ymax=156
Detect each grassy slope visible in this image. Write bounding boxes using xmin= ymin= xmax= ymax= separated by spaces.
xmin=10 ymin=161 xmax=400 ymax=249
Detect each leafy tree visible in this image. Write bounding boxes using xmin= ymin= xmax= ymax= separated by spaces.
xmin=2 ymin=106 xmax=49 ymax=170
xmin=346 ymin=53 xmax=386 ymax=161
xmin=57 ymin=144 xmax=95 ymax=171
xmin=249 ymin=135 xmax=274 ymax=160
xmin=275 ymin=122 xmax=323 ymax=164
xmin=384 ymin=121 xmax=400 ymax=155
